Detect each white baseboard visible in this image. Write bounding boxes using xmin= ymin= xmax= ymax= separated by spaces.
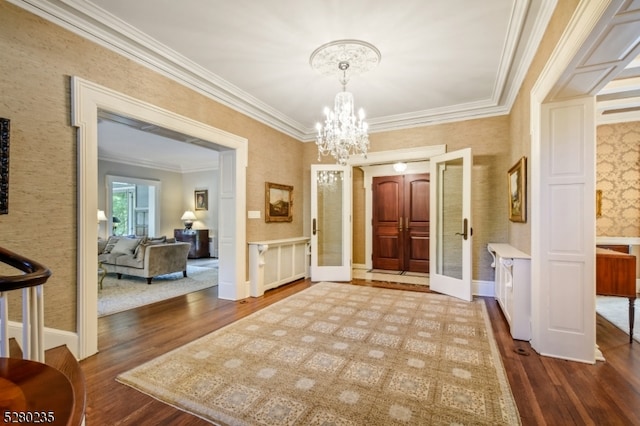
xmin=8 ymin=321 xmax=79 ymax=359
xmin=474 ymin=280 xmax=495 ymax=298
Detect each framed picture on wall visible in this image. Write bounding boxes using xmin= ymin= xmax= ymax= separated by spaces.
xmin=265 ymin=182 xmax=293 ymax=222
xmin=0 ymin=118 xmax=9 ymax=215
xmin=508 ymin=157 xmax=527 ymax=222
xmin=195 ymin=189 xmax=208 ymax=211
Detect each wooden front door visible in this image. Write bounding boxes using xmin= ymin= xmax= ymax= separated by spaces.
xmin=372 ymin=173 xmax=430 ymax=273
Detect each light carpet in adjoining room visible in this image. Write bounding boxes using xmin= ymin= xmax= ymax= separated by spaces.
xmin=596 ymin=295 xmax=639 ymax=343
xmin=98 ymin=265 xmax=218 ymax=317
xmin=117 ymin=282 xmax=520 ymax=425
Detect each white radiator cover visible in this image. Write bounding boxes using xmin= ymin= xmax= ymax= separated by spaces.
xmin=248 ymin=237 xmax=310 ymax=297
xmin=488 ymin=243 xmax=532 ymax=341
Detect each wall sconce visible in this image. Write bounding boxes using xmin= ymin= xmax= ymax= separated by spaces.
xmin=181 ymin=210 xmax=197 ymax=230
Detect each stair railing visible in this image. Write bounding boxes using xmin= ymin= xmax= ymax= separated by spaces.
xmin=0 ymin=246 xmax=52 ymax=362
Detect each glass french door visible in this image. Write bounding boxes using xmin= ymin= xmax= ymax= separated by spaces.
xmin=310 ymin=165 xmax=352 ymax=282
xmin=429 ymin=148 xmax=473 ymax=301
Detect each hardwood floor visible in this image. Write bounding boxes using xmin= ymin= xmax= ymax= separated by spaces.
xmin=80 ymin=279 xmax=640 ymax=425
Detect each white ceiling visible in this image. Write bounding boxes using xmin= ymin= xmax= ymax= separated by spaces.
xmin=15 ymin=0 xmax=640 ymax=171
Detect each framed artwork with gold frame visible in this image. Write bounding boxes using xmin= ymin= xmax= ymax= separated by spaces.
xmin=265 ymin=182 xmax=292 ymax=222
xmin=508 ymin=157 xmax=527 ymax=223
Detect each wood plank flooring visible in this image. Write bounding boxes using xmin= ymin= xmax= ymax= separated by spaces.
xmin=80 ymin=279 xmax=640 ymax=425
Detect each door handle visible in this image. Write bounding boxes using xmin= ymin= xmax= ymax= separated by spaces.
xmin=398 ymin=217 xmax=403 ymax=232
xmin=313 ymin=218 xmax=317 ymax=236
xmin=455 ymin=218 xmax=469 ymax=240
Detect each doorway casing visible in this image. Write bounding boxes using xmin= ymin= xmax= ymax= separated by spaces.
xmin=72 ymin=77 xmax=248 ymax=359
xmin=352 ymin=145 xmax=446 ymax=275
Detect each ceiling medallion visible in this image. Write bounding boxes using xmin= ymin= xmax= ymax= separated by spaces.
xmin=310 ymin=40 xmax=381 ymax=166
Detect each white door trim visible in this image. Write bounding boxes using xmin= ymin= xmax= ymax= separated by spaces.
xmin=529 ymin=0 xmax=616 ymax=363
xmin=71 ymin=76 xmax=248 ymax=359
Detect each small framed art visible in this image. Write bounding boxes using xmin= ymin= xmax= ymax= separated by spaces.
xmin=0 ymin=118 xmax=9 ymax=215
xmin=195 ymin=189 xmax=208 ymax=211
xmin=508 ymin=157 xmax=527 ymax=223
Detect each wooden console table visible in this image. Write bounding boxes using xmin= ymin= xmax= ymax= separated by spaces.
xmin=174 ymin=229 xmax=210 ymax=259
xmin=596 ymin=247 xmax=636 ymax=343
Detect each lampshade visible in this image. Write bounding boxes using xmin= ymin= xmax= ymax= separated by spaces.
xmin=181 ymin=210 xmax=197 ymax=230
xmin=181 ymin=211 xmax=197 ymax=221
xmin=97 ymin=210 xmax=108 ymax=222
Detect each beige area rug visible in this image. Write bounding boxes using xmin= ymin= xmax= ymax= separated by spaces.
xmin=117 ymin=282 xmax=519 ymax=425
xmin=596 ymin=295 xmax=638 ymax=343
xmin=98 ymin=265 xmax=218 ymax=317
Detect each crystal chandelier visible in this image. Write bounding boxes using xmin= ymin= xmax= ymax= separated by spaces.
xmin=310 ymin=40 xmax=381 ymax=166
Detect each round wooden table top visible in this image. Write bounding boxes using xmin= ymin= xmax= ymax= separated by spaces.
xmin=0 ymin=357 xmax=73 ymax=425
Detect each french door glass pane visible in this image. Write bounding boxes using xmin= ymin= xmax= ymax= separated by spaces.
xmin=317 ymin=170 xmax=343 ymax=267
xmin=438 ymin=159 xmax=463 ymax=280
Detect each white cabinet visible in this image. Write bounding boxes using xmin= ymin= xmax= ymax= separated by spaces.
xmin=487 ymin=243 xmax=531 ymax=340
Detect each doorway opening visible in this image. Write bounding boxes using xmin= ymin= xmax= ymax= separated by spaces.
xmin=72 ymin=76 xmax=247 ymax=359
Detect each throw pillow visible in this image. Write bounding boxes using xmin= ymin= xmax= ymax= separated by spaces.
xmin=103 ymin=236 xmax=121 ymax=254
xmin=98 ymin=238 xmax=108 ymax=254
xmin=111 ymin=237 xmax=143 ymax=255
xmin=135 ymin=242 xmax=150 ymax=261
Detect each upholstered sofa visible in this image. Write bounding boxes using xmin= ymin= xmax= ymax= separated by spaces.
xmin=98 ymin=236 xmax=191 ymax=284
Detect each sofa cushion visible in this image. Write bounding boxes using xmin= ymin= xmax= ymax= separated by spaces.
xmin=147 ymin=236 xmax=167 ymax=243
xmin=111 ymin=237 xmax=143 ymax=255
xmin=115 ymin=255 xmax=143 ymax=269
xmin=98 ymin=252 xmax=126 ymax=264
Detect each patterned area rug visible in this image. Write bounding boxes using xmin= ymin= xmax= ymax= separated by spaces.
xmin=98 ymin=265 xmax=218 ymax=317
xmin=117 ymin=282 xmax=520 ymax=425
xmin=596 ymin=295 xmax=639 ymax=342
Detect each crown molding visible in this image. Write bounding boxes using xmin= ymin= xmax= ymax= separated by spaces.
xmin=10 ymin=0 xmax=554 ymax=141
xmin=9 ymin=0 xmax=307 ymax=139
xmin=98 ymin=153 xmax=218 ymax=174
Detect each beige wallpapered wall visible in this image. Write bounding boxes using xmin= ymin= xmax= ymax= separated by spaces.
xmin=0 ymin=0 xmax=582 ymax=331
xmin=597 ymin=122 xmax=640 ymax=237
xmin=507 ymin=0 xmax=580 ymax=254
xmin=0 ymin=1 xmax=304 ymax=331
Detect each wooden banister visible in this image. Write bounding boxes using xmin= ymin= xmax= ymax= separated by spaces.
xmin=0 ymin=248 xmax=84 ymax=425
xmin=0 ymin=246 xmax=51 ymax=361
xmin=0 ymin=246 xmax=52 ymax=290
